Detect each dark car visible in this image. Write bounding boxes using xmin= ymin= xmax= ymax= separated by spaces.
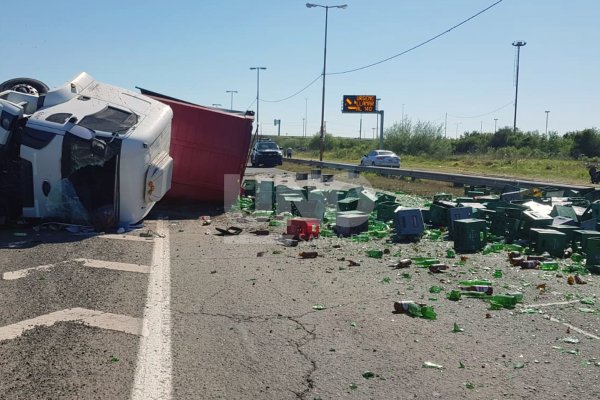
xmin=250 ymin=140 xmax=283 ymax=167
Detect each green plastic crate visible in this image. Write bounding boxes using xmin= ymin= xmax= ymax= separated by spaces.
xmin=573 ymin=229 xmax=600 ymax=253
xmin=453 ymin=218 xmax=487 ymax=253
xmin=529 ymin=228 xmax=567 ymax=257
xmin=337 ymin=197 xmax=359 ymax=212
xmin=375 ymin=201 xmax=398 ymax=222
xmin=585 ymin=237 xmax=600 ymax=273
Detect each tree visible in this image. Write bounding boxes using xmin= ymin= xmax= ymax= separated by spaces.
xmin=569 ymin=128 xmax=600 ymax=158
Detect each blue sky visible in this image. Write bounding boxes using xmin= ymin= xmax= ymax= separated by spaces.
xmin=2 ymin=0 xmax=598 ymax=138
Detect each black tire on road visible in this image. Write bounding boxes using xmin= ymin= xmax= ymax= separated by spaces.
xmin=0 ymin=78 xmax=49 ymax=95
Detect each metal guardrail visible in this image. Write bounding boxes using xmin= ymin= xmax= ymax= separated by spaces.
xmin=284 ymin=158 xmax=591 ymax=192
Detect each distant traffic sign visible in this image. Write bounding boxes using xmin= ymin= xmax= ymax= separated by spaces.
xmin=342 ymin=95 xmax=377 ymax=113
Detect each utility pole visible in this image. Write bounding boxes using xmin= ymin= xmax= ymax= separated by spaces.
xmin=250 ymin=67 xmax=266 ymax=136
xmin=444 ymin=112 xmax=447 ymax=137
xmin=494 ymin=118 xmax=498 ymax=133
xmin=375 ymin=98 xmax=381 ymax=146
xmin=545 ymin=110 xmax=550 ymax=136
xmin=304 ymin=98 xmax=308 ymax=137
xmin=274 ymin=119 xmax=281 ymax=136
xmin=226 ymin=90 xmax=238 ymax=110
xmin=378 ymin=110 xmax=384 ymax=150
xmin=402 ymin=104 xmax=405 ymax=123
xmin=306 ymin=3 xmax=348 ymax=161
xmin=302 ymin=118 xmax=305 ymax=138
xmin=359 ymin=113 xmax=362 ymax=139
xmin=512 ymin=41 xmax=526 ymax=133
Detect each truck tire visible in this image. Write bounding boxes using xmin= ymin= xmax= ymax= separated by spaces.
xmin=0 ymin=78 xmax=49 ymax=95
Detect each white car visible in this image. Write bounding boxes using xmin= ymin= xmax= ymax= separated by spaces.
xmin=360 ymin=150 xmax=400 ymax=168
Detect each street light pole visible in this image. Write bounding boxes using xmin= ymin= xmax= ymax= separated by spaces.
xmin=249 ymin=67 xmax=266 ymax=136
xmin=512 ymin=41 xmax=526 ymax=134
xmin=307 ymin=2 xmax=347 ymax=161
xmin=304 ymin=98 xmax=308 ymax=137
xmin=545 ymin=110 xmax=550 ymax=136
xmin=226 ymin=90 xmax=238 ymax=110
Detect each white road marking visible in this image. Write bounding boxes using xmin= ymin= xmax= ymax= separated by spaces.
xmin=0 ymin=308 xmax=142 ymax=341
xmin=99 ymin=234 xmax=155 ymax=242
xmin=521 ymin=301 xmax=600 ymax=340
xmin=74 ymin=259 xmax=151 ymax=274
xmin=2 ymin=263 xmax=58 ymax=280
xmin=544 ymin=314 xmax=600 ymax=340
xmin=131 ymin=219 xmax=172 ymax=400
xmin=522 ymin=300 xmax=581 ymax=308
xmin=2 ymin=259 xmax=150 ymax=280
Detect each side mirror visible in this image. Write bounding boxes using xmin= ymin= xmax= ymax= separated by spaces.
xmin=68 ymin=124 xmax=95 ymax=140
xmin=91 ymin=138 xmax=107 ymax=157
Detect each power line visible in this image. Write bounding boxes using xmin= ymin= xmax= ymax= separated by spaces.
xmin=330 ymin=0 xmax=504 ymax=75
xmin=261 ymin=75 xmax=321 ymax=103
xmin=448 ymin=101 xmax=514 ymax=119
xmin=252 ymin=0 xmax=504 ymax=104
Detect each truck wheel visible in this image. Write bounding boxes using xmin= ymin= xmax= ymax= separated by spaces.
xmin=0 ymin=78 xmax=49 ymax=95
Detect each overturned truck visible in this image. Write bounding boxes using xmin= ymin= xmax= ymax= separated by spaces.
xmin=0 ymin=72 xmax=173 ymax=229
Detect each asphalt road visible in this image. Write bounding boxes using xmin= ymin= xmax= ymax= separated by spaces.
xmin=0 ymin=167 xmax=599 ymax=399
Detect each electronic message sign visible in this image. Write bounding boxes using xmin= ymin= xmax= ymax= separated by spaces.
xmin=342 ymin=95 xmax=377 ymax=113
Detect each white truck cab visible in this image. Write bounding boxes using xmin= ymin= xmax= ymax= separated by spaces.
xmin=0 ymin=72 xmax=173 ymax=229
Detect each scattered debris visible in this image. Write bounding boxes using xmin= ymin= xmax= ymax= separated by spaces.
xmin=389 ymin=259 xmax=412 ymax=269
xmin=429 ymin=286 xmax=443 ymax=294
xmin=362 ymin=371 xmax=375 ymax=379
xmin=578 ymin=307 xmax=596 ymax=314
xmin=215 ymin=226 xmax=243 ymax=236
xmin=429 ymin=263 xmax=449 ymax=273
xmin=561 ymin=337 xmax=580 ymax=344
xmin=367 ymin=249 xmax=383 ymax=259
xmin=393 ymin=301 xmax=437 ymax=319
xmin=299 ymin=251 xmax=319 ymax=259
xmin=422 ymin=361 xmax=443 ymax=369
xmin=278 ymin=237 xmax=299 ymax=247
xmin=250 ymin=229 xmax=270 ymax=236
xmin=139 ymin=229 xmax=165 ymax=238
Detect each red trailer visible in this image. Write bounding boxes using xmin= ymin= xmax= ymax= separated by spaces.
xmin=138 ymin=88 xmax=253 ymax=204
